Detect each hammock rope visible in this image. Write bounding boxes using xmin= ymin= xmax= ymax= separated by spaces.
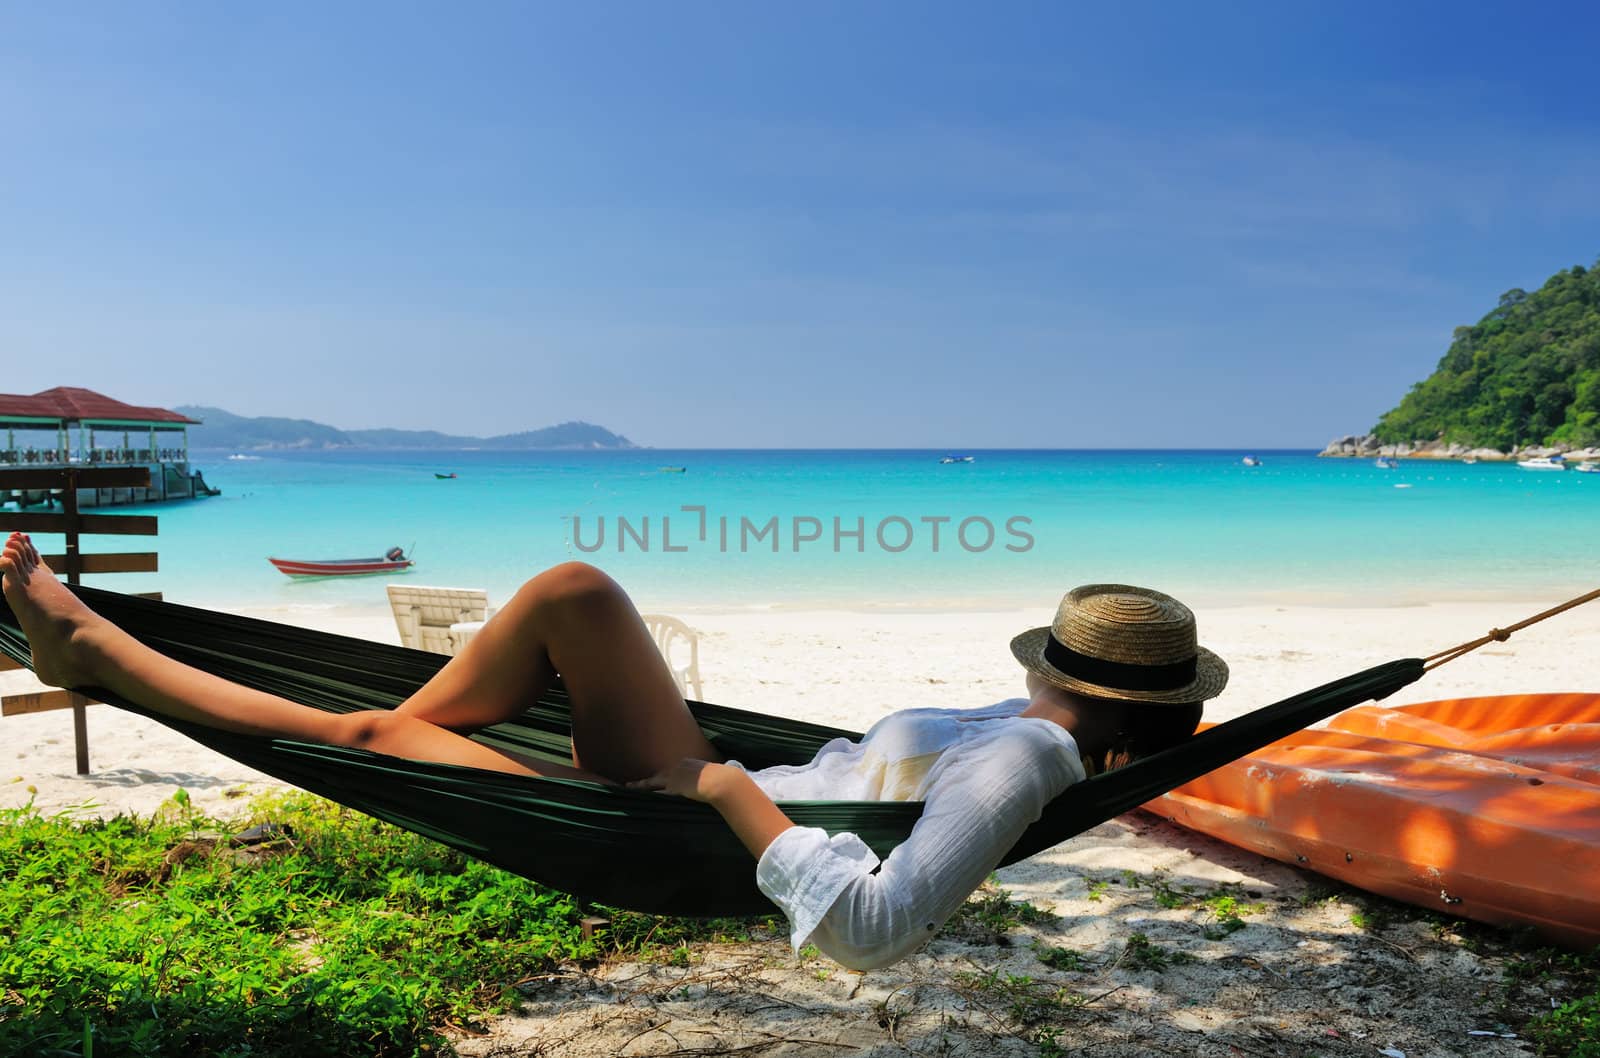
xmin=1 ymin=585 xmax=1587 ymax=916
xmin=1422 ymin=586 xmax=1600 ymax=671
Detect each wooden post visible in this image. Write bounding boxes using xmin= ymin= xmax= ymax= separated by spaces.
xmin=62 ymin=467 xmax=81 ymax=585
xmin=71 ymin=698 xmax=89 ymax=774
xmin=55 ymin=467 xmax=83 ymax=774
xmin=0 ymin=466 xmax=156 ymax=775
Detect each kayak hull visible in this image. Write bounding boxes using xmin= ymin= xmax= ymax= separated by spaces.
xmin=1145 ymin=693 xmax=1600 ymax=947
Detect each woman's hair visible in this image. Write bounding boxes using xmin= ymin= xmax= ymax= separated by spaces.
xmin=1086 ymin=699 xmax=1203 ymax=776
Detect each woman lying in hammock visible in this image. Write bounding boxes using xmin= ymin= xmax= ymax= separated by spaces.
xmin=1 ymin=530 xmax=1226 ymax=970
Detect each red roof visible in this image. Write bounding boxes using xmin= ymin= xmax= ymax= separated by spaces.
xmin=0 ymin=387 xmax=198 ymax=426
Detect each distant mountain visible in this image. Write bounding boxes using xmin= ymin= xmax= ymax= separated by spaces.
xmin=176 ymin=406 xmax=351 ymax=450
xmin=176 ymin=406 xmax=636 ymax=450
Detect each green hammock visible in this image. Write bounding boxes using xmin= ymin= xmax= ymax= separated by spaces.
xmin=0 ymin=586 xmax=1424 ymax=917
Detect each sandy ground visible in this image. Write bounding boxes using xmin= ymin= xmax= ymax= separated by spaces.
xmin=3 ymin=593 xmax=1596 ymax=1055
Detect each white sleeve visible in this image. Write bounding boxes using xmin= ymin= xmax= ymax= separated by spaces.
xmin=755 ymin=725 xmax=1083 ymax=971
xmin=755 ymin=826 xmax=882 ymax=949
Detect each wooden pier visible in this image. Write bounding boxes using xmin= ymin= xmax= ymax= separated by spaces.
xmin=4 ymin=460 xmax=219 ymax=510
xmin=0 ymin=386 xmax=220 ymax=510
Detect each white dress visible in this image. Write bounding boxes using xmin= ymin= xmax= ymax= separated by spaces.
xmin=730 ymin=698 xmax=1086 ymax=970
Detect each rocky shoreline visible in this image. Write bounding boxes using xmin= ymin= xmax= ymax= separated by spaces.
xmin=1319 ymin=433 xmax=1600 ymax=462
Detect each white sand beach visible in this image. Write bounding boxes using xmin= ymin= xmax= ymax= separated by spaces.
xmin=3 ymin=593 xmax=1596 ymax=1055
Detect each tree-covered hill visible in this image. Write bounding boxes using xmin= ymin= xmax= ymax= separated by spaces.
xmin=1373 ymin=259 xmax=1600 ymax=451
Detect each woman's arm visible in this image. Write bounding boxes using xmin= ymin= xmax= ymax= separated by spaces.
xmin=786 ymin=724 xmax=1085 ymax=969
xmin=628 ymin=759 xmax=794 ymax=858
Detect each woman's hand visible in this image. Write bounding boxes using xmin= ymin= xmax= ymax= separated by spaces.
xmin=625 ymin=758 xmax=736 ymax=803
xmin=630 ymin=758 xmax=796 ymax=859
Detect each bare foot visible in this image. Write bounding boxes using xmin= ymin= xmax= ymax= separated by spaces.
xmin=0 ymin=532 xmax=106 ymax=689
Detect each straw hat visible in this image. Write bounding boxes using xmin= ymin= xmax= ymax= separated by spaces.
xmin=1010 ymin=584 xmax=1228 ymax=704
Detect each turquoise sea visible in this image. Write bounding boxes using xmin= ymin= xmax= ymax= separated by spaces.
xmin=21 ymin=449 xmax=1600 ymax=613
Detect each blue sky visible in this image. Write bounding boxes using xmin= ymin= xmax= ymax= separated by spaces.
xmin=3 ymin=2 xmax=1597 ymax=447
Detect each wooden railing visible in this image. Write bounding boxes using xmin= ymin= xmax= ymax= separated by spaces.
xmin=0 ymin=449 xmax=189 ymax=467
xmin=0 ymin=466 xmax=159 ymax=773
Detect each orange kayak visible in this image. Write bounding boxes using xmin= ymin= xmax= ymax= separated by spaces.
xmin=1145 ymin=693 xmax=1600 ymax=948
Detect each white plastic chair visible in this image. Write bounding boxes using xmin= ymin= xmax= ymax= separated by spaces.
xmin=387 ymin=585 xmax=495 ymax=656
xmin=641 ymin=614 xmax=703 ymax=701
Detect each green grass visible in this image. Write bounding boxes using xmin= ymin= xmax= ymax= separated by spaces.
xmin=1111 ymin=870 xmax=1264 ymax=939
xmin=1503 ymin=947 xmax=1600 ymax=1057
xmin=1533 ymin=992 xmax=1600 ymax=1058
xmin=1120 ymin=932 xmax=1193 ymax=972
xmin=951 ymin=967 xmax=1085 ymax=1026
xmin=943 ymin=879 xmax=1056 ymax=943
xmin=0 ymin=792 xmax=779 ymax=1057
xmin=1198 ymin=892 xmax=1264 ymax=940
xmin=1034 ymin=944 xmax=1088 ymax=972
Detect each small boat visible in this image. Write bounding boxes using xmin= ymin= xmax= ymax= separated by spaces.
xmin=658 ymin=466 xmax=687 ymax=474
xmin=1576 ymin=462 xmax=1600 ymax=474
xmin=1241 ymin=456 xmax=1261 ymax=467
xmin=268 ymin=546 xmax=414 ymax=578
xmin=1148 ymin=691 xmax=1600 ymax=948
xmin=1517 ymin=456 xmax=1566 ymax=471
xmin=1374 ymin=457 xmax=1398 ymax=469
xmin=939 ymin=455 xmax=975 ymax=464
xmin=434 ymin=472 xmax=458 ymax=479
xmin=227 ymin=453 xmax=261 ymax=461
xmin=1462 ymin=456 xmax=1478 ymax=465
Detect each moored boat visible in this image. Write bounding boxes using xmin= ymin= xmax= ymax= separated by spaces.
xmin=1575 ymin=461 xmax=1600 ymax=474
xmin=268 ymin=546 xmax=414 ymax=578
xmin=939 ymin=455 xmax=975 ymax=464
xmin=1146 ymin=692 xmax=1600 ymax=947
xmin=434 ymin=472 xmax=458 ymax=479
xmin=1517 ymin=456 xmax=1566 ymax=470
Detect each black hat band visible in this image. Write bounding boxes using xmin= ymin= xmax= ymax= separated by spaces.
xmin=1042 ymin=633 xmax=1197 ymax=692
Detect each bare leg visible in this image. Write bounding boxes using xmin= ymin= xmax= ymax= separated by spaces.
xmin=0 ymin=532 xmax=601 ymax=781
xmin=397 ymin=561 xmax=719 ymax=781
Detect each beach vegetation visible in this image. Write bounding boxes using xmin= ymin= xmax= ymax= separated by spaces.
xmin=1373 ymin=257 xmax=1600 ymax=450
xmin=1035 ymin=944 xmax=1090 ymax=972
xmin=944 ymin=881 xmax=1057 ymax=943
xmin=1501 ymin=946 xmax=1600 ymax=1057
xmin=1533 ymin=990 xmax=1599 ymax=1057
xmin=0 ymin=792 xmax=776 ymax=1057
xmin=1034 ymin=1024 xmax=1068 ymax=1057
xmin=1199 ymin=893 xmax=1261 ymax=939
xmin=1115 ymin=871 xmax=1264 ymax=937
xmin=1349 ymin=903 xmax=1393 ymax=932
xmin=951 ymin=967 xmax=1088 ymax=1027
xmin=1297 ymin=883 xmax=1346 ymax=908
xmin=1119 ymin=932 xmax=1194 ymax=972
xmin=871 ymin=987 xmax=911 ymax=1038
xmin=1119 ymin=867 xmax=1190 ymax=908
